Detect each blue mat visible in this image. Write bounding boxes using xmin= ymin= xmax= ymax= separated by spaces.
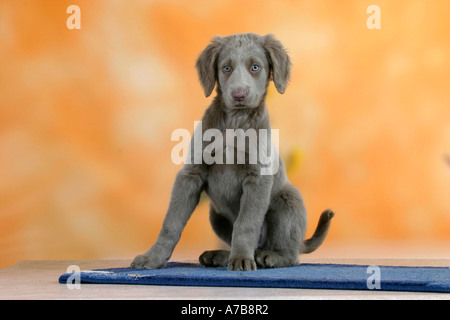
xmin=59 ymin=262 xmax=450 ymax=293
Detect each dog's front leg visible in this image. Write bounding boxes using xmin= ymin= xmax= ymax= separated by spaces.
xmin=228 ymin=174 xmax=272 ymax=271
xmin=131 ymin=165 xmax=205 ymax=269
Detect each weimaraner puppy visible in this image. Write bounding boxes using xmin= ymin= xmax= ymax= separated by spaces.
xmin=131 ymin=33 xmax=334 ymax=271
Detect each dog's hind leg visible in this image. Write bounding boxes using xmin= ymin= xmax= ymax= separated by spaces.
xmin=255 ymin=184 xmax=307 ymax=268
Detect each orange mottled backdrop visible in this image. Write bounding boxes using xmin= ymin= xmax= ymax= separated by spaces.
xmin=0 ymin=0 xmax=449 ymax=268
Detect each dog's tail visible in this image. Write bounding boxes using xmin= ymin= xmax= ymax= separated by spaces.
xmin=300 ymin=209 xmax=335 ymax=254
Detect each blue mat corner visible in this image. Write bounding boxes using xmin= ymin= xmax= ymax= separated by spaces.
xmin=59 ymin=262 xmax=450 ymax=293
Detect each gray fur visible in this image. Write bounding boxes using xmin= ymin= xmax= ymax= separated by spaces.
xmin=131 ymin=33 xmax=334 ymax=271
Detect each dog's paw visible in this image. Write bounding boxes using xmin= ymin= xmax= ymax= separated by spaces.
xmin=227 ymin=256 xmax=257 ymax=271
xmin=255 ymin=250 xmax=283 ymax=268
xmin=255 ymin=250 xmax=297 ymax=268
xmin=199 ymin=250 xmax=230 ymax=267
xmin=130 ymin=253 xmax=167 ymax=269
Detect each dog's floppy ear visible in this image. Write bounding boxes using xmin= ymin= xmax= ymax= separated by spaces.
xmin=195 ymin=36 xmax=223 ymax=97
xmin=263 ymin=34 xmax=291 ymax=94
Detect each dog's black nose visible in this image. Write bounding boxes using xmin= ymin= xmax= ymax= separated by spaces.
xmin=232 ymin=89 xmax=247 ymax=102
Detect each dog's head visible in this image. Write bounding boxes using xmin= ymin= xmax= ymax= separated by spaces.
xmin=196 ymin=33 xmax=291 ymax=109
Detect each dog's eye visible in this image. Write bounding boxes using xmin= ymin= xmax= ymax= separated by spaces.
xmin=251 ymin=64 xmax=260 ymax=72
xmin=223 ymin=66 xmax=232 ymax=73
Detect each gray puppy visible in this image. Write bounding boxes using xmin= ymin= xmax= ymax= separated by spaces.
xmin=131 ymin=33 xmax=334 ymax=271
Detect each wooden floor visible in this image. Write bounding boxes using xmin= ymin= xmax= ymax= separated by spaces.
xmin=1 ymin=257 xmax=449 ymax=300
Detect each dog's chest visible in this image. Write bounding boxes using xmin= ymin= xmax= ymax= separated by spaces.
xmin=205 ymin=164 xmax=244 ymax=219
